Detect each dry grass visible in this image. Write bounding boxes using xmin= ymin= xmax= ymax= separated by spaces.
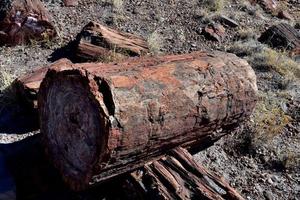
xmin=202 ymin=0 xmax=224 ymax=12
xmin=0 ymin=68 xmax=17 ymax=112
xmin=147 ymin=31 xmax=162 ymax=55
xmin=112 ymin=0 xmax=123 ymax=12
xmin=250 ymin=91 xmax=291 ymax=144
xmin=256 ymin=48 xmax=300 ymax=79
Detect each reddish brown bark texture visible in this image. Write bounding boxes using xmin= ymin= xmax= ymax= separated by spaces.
xmin=0 ymin=0 xmax=56 ymax=46
xmin=38 ymin=51 xmax=257 ymax=190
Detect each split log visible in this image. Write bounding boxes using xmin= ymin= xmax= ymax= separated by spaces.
xmin=258 ymin=23 xmax=300 ymax=51
xmin=38 ymin=51 xmax=257 ymax=190
xmin=0 ymin=0 xmax=56 ymax=46
xmin=130 ymin=147 xmax=244 ymax=200
xmin=76 ymin=21 xmax=149 ymax=61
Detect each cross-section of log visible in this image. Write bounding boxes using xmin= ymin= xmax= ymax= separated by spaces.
xmin=38 ymin=51 xmax=257 ymax=191
xmin=76 ymin=21 xmax=149 ymax=61
xmin=131 ymin=147 xmax=245 ymax=200
xmin=0 ymin=0 xmax=56 ymax=46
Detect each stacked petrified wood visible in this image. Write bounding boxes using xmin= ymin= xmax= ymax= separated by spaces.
xmin=37 ymin=51 xmax=257 ymax=191
xmin=0 ymin=0 xmax=56 ymax=46
xmin=130 ymin=147 xmax=245 ymax=200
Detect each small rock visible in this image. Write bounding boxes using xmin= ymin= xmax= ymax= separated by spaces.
xmin=260 ymin=0 xmax=278 ymax=13
xmin=263 ymin=191 xmax=274 ymax=200
xmin=219 ymin=15 xmax=239 ymax=28
xmin=278 ymin=10 xmax=293 ymax=21
xmin=63 ymin=0 xmax=78 ymax=7
xmin=202 ymin=23 xmax=226 ymax=42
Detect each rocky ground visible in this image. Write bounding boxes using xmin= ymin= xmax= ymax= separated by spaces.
xmin=0 ymin=0 xmax=300 ymax=199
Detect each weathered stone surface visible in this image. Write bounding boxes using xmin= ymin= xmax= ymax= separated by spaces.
xmin=203 ymin=23 xmax=226 ymax=42
xmin=38 ymin=51 xmax=258 ymax=191
xmin=0 ymin=0 xmax=56 ymax=46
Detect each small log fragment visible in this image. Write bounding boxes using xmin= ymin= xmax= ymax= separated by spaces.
xmin=76 ymin=21 xmax=149 ymax=61
xmin=258 ymin=23 xmax=300 ymax=51
xmin=0 ymin=0 xmax=56 ymax=46
xmin=203 ymin=24 xmax=226 ymax=42
xmin=63 ymin=0 xmax=78 ymax=7
xmin=38 ymin=51 xmax=257 ymax=190
xmin=131 ymin=147 xmax=245 ymax=200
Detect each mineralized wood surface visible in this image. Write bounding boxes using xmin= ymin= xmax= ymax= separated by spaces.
xmin=130 ymin=147 xmax=245 ymax=200
xmin=38 ymin=51 xmax=257 ymax=190
xmin=76 ymin=21 xmax=149 ymax=61
xmin=0 ymin=0 xmax=56 ymax=46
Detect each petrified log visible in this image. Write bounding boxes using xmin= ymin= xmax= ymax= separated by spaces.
xmin=258 ymin=23 xmax=300 ymax=51
xmin=63 ymin=0 xmax=78 ymax=7
xmin=38 ymin=51 xmax=257 ymax=190
xmin=130 ymin=147 xmax=245 ymax=200
xmin=0 ymin=0 xmax=56 ymax=46
xmin=13 ymin=59 xmax=69 ymax=109
xmin=76 ymin=21 xmax=149 ymax=61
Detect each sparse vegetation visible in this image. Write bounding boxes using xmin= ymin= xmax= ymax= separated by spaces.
xmin=201 ymin=0 xmax=224 ymax=12
xmin=0 ymin=68 xmax=17 ymax=113
xmin=251 ymin=92 xmax=291 ymax=142
xmin=147 ymin=31 xmax=162 ymax=55
xmin=112 ymin=0 xmax=123 ymax=12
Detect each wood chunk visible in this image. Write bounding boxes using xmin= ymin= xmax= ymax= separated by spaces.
xmin=76 ymin=21 xmax=149 ymax=61
xmin=63 ymin=0 xmax=78 ymax=7
xmin=219 ymin=15 xmax=239 ymax=28
xmin=203 ymin=24 xmax=226 ymax=42
xmin=277 ymin=10 xmax=293 ymax=21
xmin=258 ymin=23 xmax=300 ymax=51
xmin=0 ymin=0 xmax=56 ymax=46
xmin=37 ymin=51 xmax=258 ymax=190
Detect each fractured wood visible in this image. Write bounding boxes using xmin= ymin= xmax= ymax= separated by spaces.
xmin=130 ymin=147 xmax=245 ymax=200
xmin=76 ymin=21 xmax=149 ymax=61
xmin=0 ymin=0 xmax=56 ymax=46
xmin=38 ymin=51 xmax=258 ymax=190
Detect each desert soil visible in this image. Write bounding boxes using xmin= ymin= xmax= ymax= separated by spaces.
xmin=0 ymin=0 xmax=300 ymax=199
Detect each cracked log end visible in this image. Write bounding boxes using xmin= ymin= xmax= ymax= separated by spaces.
xmin=38 ymin=51 xmax=258 ymax=191
xmin=39 ymin=69 xmax=108 ymax=190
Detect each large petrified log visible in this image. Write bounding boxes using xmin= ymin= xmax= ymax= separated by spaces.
xmin=76 ymin=21 xmax=149 ymax=61
xmin=38 ymin=51 xmax=257 ymax=191
xmin=0 ymin=0 xmax=56 ymax=46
